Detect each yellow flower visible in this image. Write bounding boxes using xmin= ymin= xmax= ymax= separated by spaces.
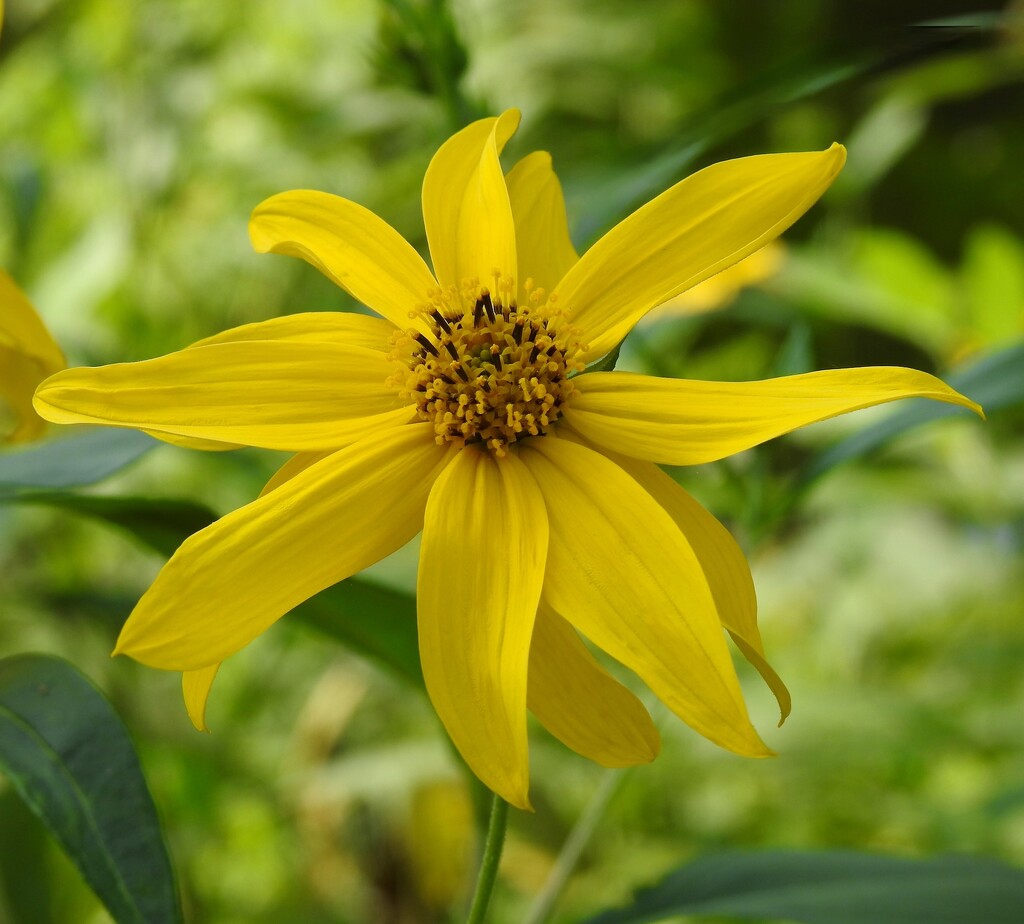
xmin=34 ymin=111 xmax=981 ymax=809
xmin=1 ymin=271 xmax=66 ymax=444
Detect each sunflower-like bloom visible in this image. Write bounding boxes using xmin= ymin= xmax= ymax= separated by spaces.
xmin=34 ymin=111 xmax=981 ymax=808
xmin=1 ymin=271 xmax=66 ymax=444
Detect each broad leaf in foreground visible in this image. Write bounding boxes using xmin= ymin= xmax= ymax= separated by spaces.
xmin=0 ymin=654 xmax=181 ymax=924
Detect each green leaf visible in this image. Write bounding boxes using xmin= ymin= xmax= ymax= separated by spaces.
xmin=573 ymin=21 xmax=999 ymax=244
xmin=0 ymin=789 xmax=57 ymax=924
xmin=962 ymin=224 xmax=1024 ymax=346
xmin=582 ymin=850 xmax=1024 ymax=924
xmin=296 ymin=579 xmax=422 ymax=687
xmin=0 ymin=654 xmax=182 ymax=924
xmin=12 ymin=493 xmax=218 ymax=558
xmin=770 ymin=320 xmax=815 ymax=377
xmin=580 ymin=342 xmax=623 ymax=376
xmin=14 ymin=485 xmax=423 ymax=688
xmin=800 ymin=339 xmax=1023 ymax=486
xmin=0 ymin=428 xmax=156 ymax=496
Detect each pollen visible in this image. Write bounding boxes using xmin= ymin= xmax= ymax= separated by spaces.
xmin=389 ymin=275 xmax=585 ymax=455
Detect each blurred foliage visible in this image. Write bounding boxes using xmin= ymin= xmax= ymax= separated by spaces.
xmin=1 ymin=0 xmax=1023 ymax=922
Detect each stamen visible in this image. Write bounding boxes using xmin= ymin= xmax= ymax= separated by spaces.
xmin=432 ymin=310 xmax=453 ymax=335
xmin=392 ymin=274 xmax=585 ymax=455
xmin=482 ymin=291 xmax=496 ymax=323
xmin=414 ymin=333 xmax=439 ymax=357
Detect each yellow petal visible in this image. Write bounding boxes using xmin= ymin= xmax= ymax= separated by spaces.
xmin=422 ymin=110 xmax=520 ymax=291
xmin=148 ymin=312 xmax=399 ymax=453
xmin=182 ymin=663 xmax=220 ymax=732
xmin=418 ymin=445 xmax=546 ymax=810
xmin=528 ymin=601 xmax=659 ymax=766
xmin=34 ymin=340 xmax=413 ymax=452
xmin=555 ymin=145 xmax=846 ymax=363
xmin=520 ymin=436 xmax=769 ymax=758
xmin=566 ymin=367 xmax=984 ymax=466
xmin=1 ymin=346 xmax=51 ymax=443
xmin=260 ymin=450 xmax=335 ymax=496
xmin=0 ymin=270 xmax=66 ymax=373
xmin=1 ymin=272 xmax=66 ymax=443
xmin=602 ymin=448 xmax=789 ymax=724
xmin=249 ymin=190 xmax=438 ymax=332
xmin=115 ymin=423 xmax=454 ymax=669
xmin=505 ymin=151 xmax=579 ymax=299
xmin=142 ymin=430 xmax=245 ymax=452
xmin=190 ymin=311 xmax=397 ymax=352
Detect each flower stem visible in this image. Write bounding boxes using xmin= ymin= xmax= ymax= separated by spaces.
xmin=465 ymin=793 xmax=509 ymax=924
xmin=522 ymin=769 xmax=625 ymax=924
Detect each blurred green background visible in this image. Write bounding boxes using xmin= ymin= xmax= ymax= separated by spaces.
xmin=1 ymin=0 xmax=1023 ymax=921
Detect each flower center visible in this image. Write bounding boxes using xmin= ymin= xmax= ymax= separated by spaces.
xmin=391 ymin=275 xmax=584 ymax=456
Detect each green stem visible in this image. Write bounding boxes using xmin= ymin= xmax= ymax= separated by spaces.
xmin=522 ymin=770 xmax=625 ymax=924
xmin=465 ymin=793 xmax=509 ymax=924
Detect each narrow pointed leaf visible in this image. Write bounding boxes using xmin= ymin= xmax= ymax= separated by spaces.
xmin=574 ymin=22 xmax=1001 ymax=243
xmin=802 ymin=340 xmax=1022 ymax=486
xmin=0 ymin=654 xmax=181 ymax=924
xmin=12 ymin=493 xmax=218 ymax=558
xmin=583 ymin=849 xmax=1024 ymax=924
xmin=17 ymin=481 xmax=423 ymax=688
xmin=0 ymin=428 xmax=156 ymax=496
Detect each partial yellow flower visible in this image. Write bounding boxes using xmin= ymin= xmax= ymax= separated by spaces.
xmin=648 ymin=240 xmax=785 ymax=319
xmin=1 ymin=271 xmax=66 ymax=444
xmin=34 ymin=111 xmax=982 ymax=809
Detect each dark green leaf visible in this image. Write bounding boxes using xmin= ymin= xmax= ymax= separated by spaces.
xmin=0 ymin=428 xmax=156 ymax=496
xmin=0 ymin=654 xmax=182 ymax=924
xmin=12 ymin=492 xmax=218 ymax=558
xmin=581 ymin=342 xmax=623 ymax=376
xmin=771 ymin=320 xmax=816 ymax=377
xmin=801 ymin=339 xmax=1023 ymax=486
xmin=295 ymin=579 xmax=422 ymax=687
xmin=0 ymin=789 xmax=57 ymax=924
xmin=573 ymin=17 xmax=1001 ymax=243
xmin=582 ymin=849 xmax=1024 ymax=924
xmin=16 ymin=484 xmax=423 ymax=687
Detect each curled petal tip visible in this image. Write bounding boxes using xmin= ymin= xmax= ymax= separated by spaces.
xmin=500 ymin=107 xmax=522 ymax=128
xmin=824 ymin=142 xmax=847 ymax=173
xmin=735 ymin=728 xmax=776 ymax=759
xmin=951 ymin=389 xmax=984 ymax=420
xmin=638 ymin=738 xmax=661 ymax=764
xmin=511 ymin=793 xmax=535 ymax=813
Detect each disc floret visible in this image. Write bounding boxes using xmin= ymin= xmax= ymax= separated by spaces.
xmin=390 ymin=274 xmax=585 ymax=455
